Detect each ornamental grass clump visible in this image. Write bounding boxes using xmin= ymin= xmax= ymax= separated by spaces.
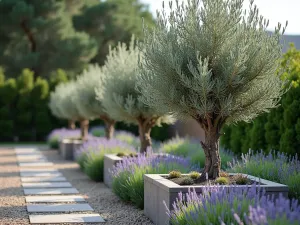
xmin=138 ymin=0 xmax=286 ymax=180
xmin=90 ymin=126 xmax=106 ymax=137
xmin=167 ymin=185 xmax=300 ymax=225
xmin=160 ymin=137 xmax=234 ymax=169
xmin=111 ymin=151 xmax=193 ymax=209
xmin=114 ymin=131 xmax=140 ymax=149
xmin=229 ymin=150 xmax=300 ymax=199
xmin=47 ymin=128 xmax=81 ymax=149
xmin=75 ymin=137 xmax=136 ymax=181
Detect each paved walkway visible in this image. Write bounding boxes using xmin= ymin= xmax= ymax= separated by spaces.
xmin=0 ymin=147 xmax=153 ymax=225
xmin=16 ymin=147 xmax=105 ymax=224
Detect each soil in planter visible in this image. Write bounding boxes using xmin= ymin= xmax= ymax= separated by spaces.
xmin=167 ymin=174 xmax=255 ymax=186
xmin=116 ymin=152 xmax=138 ymax=158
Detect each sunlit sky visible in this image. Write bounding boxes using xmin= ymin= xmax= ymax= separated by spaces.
xmin=142 ymin=0 xmax=300 ymax=35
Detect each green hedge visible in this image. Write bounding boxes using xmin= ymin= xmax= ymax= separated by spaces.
xmin=0 ymin=68 xmax=172 ymax=142
xmin=221 ymin=44 xmax=300 ymax=156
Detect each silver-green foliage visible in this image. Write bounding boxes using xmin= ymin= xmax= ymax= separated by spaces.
xmin=98 ymin=38 xmax=175 ymax=125
xmin=49 ymin=81 xmax=83 ymax=120
xmin=73 ymin=64 xmax=107 ymax=119
xmin=138 ymin=0 xmax=286 ymax=124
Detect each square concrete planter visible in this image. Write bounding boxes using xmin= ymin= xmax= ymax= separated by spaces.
xmin=60 ymin=139 xmax=75 ymax=160
xmin=104 ymin=154 xmax=123 ymax=188
xmin=144 ymin=173 xmax=289 ymax=225
xmin=72 ymin=140 xmax=83 ymax=156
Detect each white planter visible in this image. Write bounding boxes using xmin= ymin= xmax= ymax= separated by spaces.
xmin=144 ymin=173 xmax=289 ymax=225
xmin=103 ymin=154 xmax=123 ymax=188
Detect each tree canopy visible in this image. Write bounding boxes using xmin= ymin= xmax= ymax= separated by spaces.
xmin=138 ymin=0 xmax=286 ymax=178
xmin=73 ymin=0 xmax=155 ymax=65
xmin=0 ymin=0 xmax=98 ymax=79
xmin=99 ymin=37 xmax=175 ymax=151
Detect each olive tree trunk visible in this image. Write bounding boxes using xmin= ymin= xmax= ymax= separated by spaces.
xmin=100 ymin=115 xmax=116 ymax=140
xmin=68 ymin=120 xmax=76 ymax=129
xmin=138 ymin=121 xmax=152 ymax=153
xmin=80 ymin=119 xmax=89 ymax=141
xmin=198 ymin=130 xmax=221 ymax=181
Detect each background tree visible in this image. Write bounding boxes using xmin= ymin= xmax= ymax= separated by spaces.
xmin=138 ymin=0 xmax=285 ymax=179
xmin=98 ymin=38 xmax=175 ymax=152
xmin=73 ymin=0 xmax=155 ymax=65
xmin=73 ymin=64 xmax=116 ymax=139
xmin=0 ymin=0 xmax=98 ymax=79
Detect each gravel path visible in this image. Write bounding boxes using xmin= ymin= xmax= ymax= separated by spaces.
xmin=39 ymin=148 xmax=154 ymax=225
xmin=0 ymin=146 xmax=154 ymax=225
xmin=0 ymin=147 xmax=29 ymax=225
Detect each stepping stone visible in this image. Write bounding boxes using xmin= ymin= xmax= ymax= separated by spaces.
xmin=21 ymin=177 xmax=67 ymax=183
xmin=27 ymin=203 xmax=93 ymax=212
xmin=17 ymin=159 xmax=48 ymax=163
xmin=19 ymin=162 xmax=54 ymax=167
xmin=21 ymin=172 xmax=62 ymax=177
xmin=26 ymin=195 xmax=85 ymax=203
xmin=24 ymin=188 xmax=79 ymax=195
xmin=17 ymin=155 xmax=46 ymax=159
xmin=20 ymin=168 xmax=58 ymax=172
xmin=29 ymin=214 xmax=105 ymax=223
xmin=16 ymin=153 xmax=43 ymax=157
xmin=22 ymin=182 xmax=72 ymax=188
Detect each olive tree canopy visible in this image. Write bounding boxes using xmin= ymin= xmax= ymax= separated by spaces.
xmin=98 ymin=37 xmax=175 ymax=152
xmin=73 ymin=64 xmax=116 ymax=139
xmin=138 ymin=0 xmax=286 ymax=179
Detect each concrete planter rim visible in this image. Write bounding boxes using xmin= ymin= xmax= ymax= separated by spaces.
xmin=144 ymin=173 xmax=289 ymax=193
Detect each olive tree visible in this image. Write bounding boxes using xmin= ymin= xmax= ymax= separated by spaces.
xmin=138 ymin=0 xmax=286 ymax=179
xmin=49 ymin=81 xmax=89 ymax=140
xmin=73 ymin=64 xmax=116 ymax=139
xmin=49 ymin=83 xmax=75 ymax=129
xmin=97 ymin=38 xmax=175 ymax=152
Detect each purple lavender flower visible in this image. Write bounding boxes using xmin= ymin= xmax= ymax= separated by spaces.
xmin=168 ymin=185 xmax=300 ymax=225
xmin=229 ymin=150 xmax=300 ymax=199
xmin=47 ymin=128 xmax=81 ymax=142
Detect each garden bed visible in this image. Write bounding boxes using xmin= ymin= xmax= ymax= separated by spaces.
xmin=144 ymin=173 xmax=289 ymax=225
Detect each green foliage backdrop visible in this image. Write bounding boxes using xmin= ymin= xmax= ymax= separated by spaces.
xmin=221 ymin=44 xmax=300 ymax=155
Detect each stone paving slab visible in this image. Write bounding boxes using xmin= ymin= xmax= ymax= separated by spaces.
xmin=17 ymin=159 xmax=48 ymax=163
xmin=21 ymin=176 xmax=67 ymax=182
xmin=19 ymin=162 xmax=54 ymax=167
xmin=24 ymin=188 xmax=79 ymax=195
xmin=20 ymin=168 xmax=57 ymax=172
xmin=27 ymin=203 xmax=93 ymax=212
xmin=20 ymin=171 xmax=62 ymax=177
xmin=22 ymin=182 xmax=72 ymax=188
xmin=29 ymin=214 xmax=105 ymax=223
xmin=16 ymin=153 xmax=44 ymax=157
xmin=26 ymin=195 xmax=86 ymax=203
xmin=17 ymin=155 xmax=46 ymax=159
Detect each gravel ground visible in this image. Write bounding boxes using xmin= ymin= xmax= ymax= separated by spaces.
xmin=0 ymin=147 xmax=29 ymax=225
xmin=0 ymin=146 xmax=154 ymax=225
xmin=41 ymin=148 xmax=154 ymax=225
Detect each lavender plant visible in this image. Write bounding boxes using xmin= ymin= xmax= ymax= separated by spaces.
xmin=115 ymin=130 xmax=140 ymax=149
xmin=160 ymin=136 xmax=234 ymax=169
xmin=111 ymin=151 xmax=194 ymax=209
xmin=167 ymin=185 xmax=300 ymax=225
xmin=75 ymin=137 xmax=136 ymax=181
xmin=229 ymin=150 xmax=300 ymax=199
xmin=47 ymin=128 xmax=81 ymax=149
xmin=138 ymin=0 xmax=286 ymax=180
